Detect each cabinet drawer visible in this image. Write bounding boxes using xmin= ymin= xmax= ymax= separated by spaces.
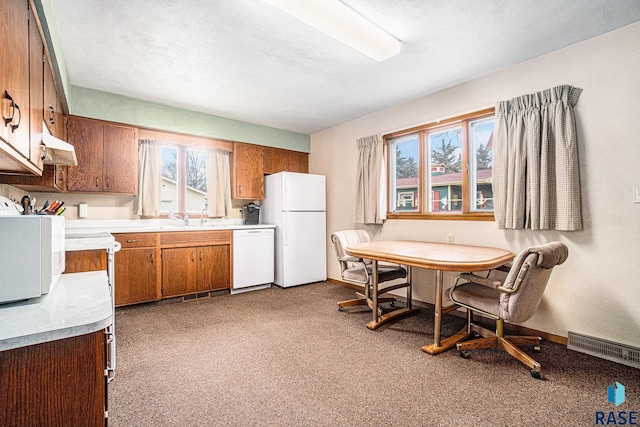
xmin=113 ymin=233 xmax=158 ymax=248
xmin=160 ymin=230 xmax=231 ymax=247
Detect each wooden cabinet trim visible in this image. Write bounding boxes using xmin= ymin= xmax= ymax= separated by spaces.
xmin=160 ymin=230 xmax=231 ymax=247
xmin=65 ymin=250 xmax=108 ymax=273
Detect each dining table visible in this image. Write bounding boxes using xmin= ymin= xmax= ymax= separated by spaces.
xmin=345 ymin=240 xmax=514 ymax=354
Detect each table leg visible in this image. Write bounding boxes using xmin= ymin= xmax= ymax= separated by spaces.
xmin=366 ymin=262 xmax=419 ymax=331
xmin=422 ymin=269 xmax=471 ymax=355
xmin=371 ymin=259 xmax=378 ymax=326
xmin=406 ymin=266 xmax=412 ymax=310
xmin=434 ymin=270 xmax=443 ymax=346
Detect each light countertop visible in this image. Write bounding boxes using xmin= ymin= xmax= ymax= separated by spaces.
xmin=65 ymin=231 xmax=117 ymax=252
xmin=0 ymin=271 xmax=113 ymax=351
xmin=65 ymin=219 xmax=275 ymax=235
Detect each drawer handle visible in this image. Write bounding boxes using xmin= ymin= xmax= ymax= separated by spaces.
xmin=125 ymin=239 xmax=138 ymax=243
xmin=96 ymin=177 xmax=99 ymax=187
xmin=150 ymin=253 xmax=154 ymax=264
xmin=49 ymin=105 xmax=55 ymax=125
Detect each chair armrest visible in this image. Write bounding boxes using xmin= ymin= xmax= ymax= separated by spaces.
xmin=339 ymin=255 xmax=364 ymax=263
xmin=497 ymin=263 xmax=530 ymax=294
xmin=458 ymin=273 xmax=502 ymax=289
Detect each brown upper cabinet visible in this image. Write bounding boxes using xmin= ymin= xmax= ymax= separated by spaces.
xmin=66 ymin=116 xmax=138 ymax=194
xmin=44 ymin=55 xmax=64 ymax=141
xmin=263 ymin=147 xmax=308 ymax=174
xmin=0 ymin=0 xmax=40 ymax=175
xmin=232 ymin=142 xmax=265 ymax=199
xmin=233 ymin=142 xmax=309 ymax=200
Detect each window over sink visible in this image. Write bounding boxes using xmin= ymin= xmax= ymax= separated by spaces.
xmin=161 ymin=144 xmax=209 ymax=214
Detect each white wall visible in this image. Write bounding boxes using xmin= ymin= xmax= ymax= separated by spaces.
xmin=310 ymin=22 xmax=640 ymax=347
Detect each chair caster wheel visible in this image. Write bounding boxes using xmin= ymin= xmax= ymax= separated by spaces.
xmin=390 ymin=301 xmax=395 ymax=307
xmin=459 ymin=351 xmax=470 ymax=359
xmin=338 ymin=306 xmax=343 ymax=311
xmin=530 ymin=370 xmax=542 ymax=379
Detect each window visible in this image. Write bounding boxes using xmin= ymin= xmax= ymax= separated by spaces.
xmin=386 ymin=108 xmax=495 ymax=220
xmin=160 ymin=144 xmax=208 ymax=214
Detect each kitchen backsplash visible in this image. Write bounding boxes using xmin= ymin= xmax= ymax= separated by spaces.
xmin=0 ymin=184 xmax=244 ymax=219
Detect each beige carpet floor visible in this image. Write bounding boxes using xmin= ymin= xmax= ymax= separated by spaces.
xmin=109 ymin=282 xmax=639 ymax=426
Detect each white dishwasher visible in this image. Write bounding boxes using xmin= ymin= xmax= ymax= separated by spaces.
xmin=232 ymin=228 xmax=275 ymax=293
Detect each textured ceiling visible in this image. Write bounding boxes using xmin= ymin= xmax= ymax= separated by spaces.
xmin=50 ymin=0 xmax=640 ymax=135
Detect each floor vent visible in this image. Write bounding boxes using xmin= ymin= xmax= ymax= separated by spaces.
xmin=567 ymin=331 xmax=640 ymax=369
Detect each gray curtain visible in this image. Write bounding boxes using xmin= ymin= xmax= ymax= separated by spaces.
xmin=493 ymin=85 xmax=582 ymax=230
xmin=134 ymin=139 xmax=161 ymax=217
xmin=353 ymin=135 xmax=386 ymax=224
xmin=206 ymin=148 xmax=232 ymax=217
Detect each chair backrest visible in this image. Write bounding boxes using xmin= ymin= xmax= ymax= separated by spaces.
xmin=330 ymin=230 xmax=371 ymax=275
xmin=499 ymin=241 xmax=568 ymax=323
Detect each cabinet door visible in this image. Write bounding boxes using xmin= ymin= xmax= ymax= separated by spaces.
xmin=197 ymin=245 xmax=230 ymax=291
xmin=232 ymin=142 xmax=264 ymax=199
xmin=114 ymin=248 xmax=159 ymax=306
xmin=0 ymin=331 xmax=107 ymax=427
xmin=43 ymin=53 xmax=60 ymax=137
xmin=0 ymin=0 xmax=30 ymax=157
xmin=66 ymin=118 xmax=104 ymax=192
xmin=263 ymin=147 xmax=286 ymax=174
xmin=286 ymin=151 xmax=309 ymax=173
xmin=102 ymin=124 xmax=137 ymax=194
xmin=162 ymin=247 xmax=197 ymax=297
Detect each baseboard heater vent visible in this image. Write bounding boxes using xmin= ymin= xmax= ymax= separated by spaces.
xmin=567 ymin=331 xmax=640 ymax=369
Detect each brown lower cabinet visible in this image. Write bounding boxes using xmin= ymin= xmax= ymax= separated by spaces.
xmin=65 ymin=230 xmax=231 ymax=306
xmin=113 ymin=233 xmax=160 ymax=306
xmin=161 ymin=244 xmax=230 ymax=297
xmin=114 ymin=247 xmax=159 ymax=306
xmin=0 ymin=330 xmax=108 ymax=427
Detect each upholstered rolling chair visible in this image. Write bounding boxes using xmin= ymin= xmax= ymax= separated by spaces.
xmin=331 ymin=230 xmax=408 ymax=315
xmin=449 ymin=241 xmax=568 ymax=379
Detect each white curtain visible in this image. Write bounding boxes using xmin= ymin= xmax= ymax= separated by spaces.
xmin=353 ymin=135 xmax=386 ymax=224
xmin=134 ymin=139 xmax=160 ymax=217
xmin=206 ymin=148 xmax=232 ymax=217
xmin=493 ymin=85 xmax=583 ymax=230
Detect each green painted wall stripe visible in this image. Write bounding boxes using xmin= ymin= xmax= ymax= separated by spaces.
xmin=69 ymin=86 xmax=310 ymax=151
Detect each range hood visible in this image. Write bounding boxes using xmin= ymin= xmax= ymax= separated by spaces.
xmin=41 ymin=122 xmax=77 ymax=166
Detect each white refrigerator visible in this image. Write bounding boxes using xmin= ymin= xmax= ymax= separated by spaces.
xmin=261 ymin=172 xmax=327 ymax=288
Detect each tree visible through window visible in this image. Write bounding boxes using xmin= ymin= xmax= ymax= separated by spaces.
xmin=386 ymin=108 xmax=495 ymax=219
xmin=389 ymin=135 xmax=419 ymax=212
xmin=160 ymin=144 xmax=209 ymax=214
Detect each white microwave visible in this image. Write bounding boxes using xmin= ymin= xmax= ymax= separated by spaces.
xmin=0 ymin=215 xmax=65 ymax=304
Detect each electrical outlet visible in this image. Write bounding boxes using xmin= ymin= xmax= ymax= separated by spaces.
xmin=447 ymin=233 xmax=455 ymax=244
xmin=634 ymin=187 xmax=640 ymax=204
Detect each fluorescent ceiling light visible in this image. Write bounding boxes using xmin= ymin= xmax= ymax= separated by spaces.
xmin=262 ymin=0 xmax=401 ymax=62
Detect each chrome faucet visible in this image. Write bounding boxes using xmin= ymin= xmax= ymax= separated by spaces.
xmin=200 ymin=197 xmax=208 ymax=226
xmin=169 ymin=211 xmax=189 ymax=226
